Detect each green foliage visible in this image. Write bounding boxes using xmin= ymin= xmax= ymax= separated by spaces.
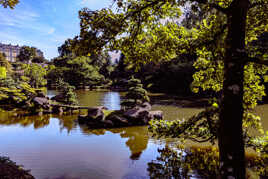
xmin=23 ymin=63 xmax=47 ymax=88
xmin=0 ymin=67 xmax=6 ymax=79
xmin=58 ymin=38 xmax=76 ymax=57
xmin=55 ymin=78 xmax=78 ymax=105
xmin=140 ymin=55 xmax=195 ymax=94
xmin=121 ymin=76 xmax=150 ymax=108
xmin=48 ymin=56 xmax=105 ymax=87
xmin=78 ymin=0 xmax=268 ymax=163
xmin=0 ymin=0 xmax=19 ymax=9
xmin=17 ymin=46 xmax=37 ymax=63
xmin=32 ymin=56 xmax=47 ymax=64
xmin=67 ymin=56 xmax=105 ymax=86
xmin=0 ymin=53 xmax=12 ymax=72
xmin=0 ymin=80 xmax=36 ymax=105
xmin=148 ymin=146 xmax=268 ymax=178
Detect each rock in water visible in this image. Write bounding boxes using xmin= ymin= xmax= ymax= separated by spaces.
xmin=87 ymin=106 xmax=107 ymax=120
xmin=149 ymin=111 xmax=163 ymax=120
xmin=51 ymin=94 xmax=65 ymax=103
xmin=77 ymin=104 xmax=163 ymax=129
xmin=32 ymin=97 xmax=50 ymax=110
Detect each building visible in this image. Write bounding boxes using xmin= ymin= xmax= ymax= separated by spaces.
xmin=0 ymin=43 xmax=44 ymax=62
xmin=0 ymin=43 xmax=20 ymax=62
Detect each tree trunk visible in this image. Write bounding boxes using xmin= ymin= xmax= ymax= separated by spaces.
xmin=218 ymin=0 xmax=249 ymax=178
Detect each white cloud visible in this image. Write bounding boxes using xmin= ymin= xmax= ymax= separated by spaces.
xmin=0 ymin=8 xmax=55 ymax=35
xmin=0 ymin=10 xmax=39 ymax=26
xmin=48 ymin=28 xmax=55 ymax=35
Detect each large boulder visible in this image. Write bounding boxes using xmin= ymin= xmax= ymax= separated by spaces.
xmin=77 ymin=103 xmax=163 ymax=129
xmin=87 ymin=106 xmax=107 ymax=120
xmin=149 ymin=110 xmax=163 ymax=120
xmin=78 ymin=106 xmax=109 ymax=127
xmin=52 ymin=106 xmax=63 ymax=115
xmin=140 ymin=102 xmax=151 ymax=111
xmin=51 ymin=94 xmax=65 ymax=103
xmin=123 ymin=107 xmax=152 ymax=125
xmin=106 ymin=112 xmax=129 ymax=126
xmin=32 ymin=97 xmax=50 ymax=109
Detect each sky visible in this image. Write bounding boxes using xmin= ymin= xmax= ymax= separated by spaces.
xmin=0 ymin=0 xmax=113 ymax=60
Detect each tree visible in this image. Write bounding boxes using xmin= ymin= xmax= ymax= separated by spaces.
xmin=23 ymin=63 xmax=47 ymax=88
xmin=66 ymin=56 xmax=105 ymax=86
xmin=121 ymin=76 xmax=150 ymax=109
xmin=0 ymin=67 xmax=6 ymax=79
xmin=55 ymin=78 xmax=78 ymax=105
xmin=48 ymin=56 xmax=105 ymax=87
xmin=17 ymin=46 xmax=37 ymax=63
xmin=58 ymin=38 xmax=76 ymax=57
xmin=0 ymin=53 xmax=11 ymax=72
xmin=79 ymin=0 xmax=268 ymax=178
xmin=32 ymin=56 xmax=46 ymax=64
xmin=0 ymin=0 xmax=19 ymax=9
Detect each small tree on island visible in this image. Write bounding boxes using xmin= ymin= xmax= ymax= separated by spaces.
xmin=55 ymin=78 xmax=78 ymax=105
xmin=121 ymin=76 xmax=150 ymax=109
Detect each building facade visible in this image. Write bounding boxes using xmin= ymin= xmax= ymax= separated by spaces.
xmin=0 ymin=43 xmax=44 ymax=62
xmin=0 ymin=43 xmax=20 ymax=62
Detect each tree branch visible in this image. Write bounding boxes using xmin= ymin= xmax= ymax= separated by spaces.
xmin=249 ymin=57 xmax=268 ymax=66
xmin=249 ymin=1 xmax=268 ymax=9
xmin=124 ymin=0 xmax=163 ymax=21
xmin=191 ymin=0 xmax=229 ymax=14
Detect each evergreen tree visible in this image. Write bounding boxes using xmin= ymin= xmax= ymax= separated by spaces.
xmin=121 ymin=76 xmax=150 ymax=109
xmin=55 ymin=79 xmax=78 ymax=105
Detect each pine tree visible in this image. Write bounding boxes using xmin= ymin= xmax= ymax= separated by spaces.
xmin=121 ymin=76 xmax=150 ymax=109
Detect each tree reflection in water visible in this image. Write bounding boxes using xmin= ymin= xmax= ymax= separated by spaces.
xmin=57 ymin=114 xmax=79 ymax=133
xmin=147 ymin=146 xmax=268 ymax=179
xmin=80 ymin=125 xmax=149 ymax=160
xmin=147 ymin=146 xmax=218 ymax=179
xmin=0 ymin=113 xmax=149 ymax=160
xmin=0 ymin=113 xmax=50 ymax=129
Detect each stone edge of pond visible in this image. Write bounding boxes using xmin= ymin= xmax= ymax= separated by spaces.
xmin=0 ymin=156 xmax=35 ymax=179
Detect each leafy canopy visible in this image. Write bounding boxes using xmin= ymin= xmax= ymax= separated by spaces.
xmin=78 ymin=0 xmax=268 ymax=153
xmin=0 ymin=0 xmax=19 ymax=9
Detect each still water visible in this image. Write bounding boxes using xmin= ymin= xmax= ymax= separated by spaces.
xmin=0 ymin=90 xmax=267 ymax=179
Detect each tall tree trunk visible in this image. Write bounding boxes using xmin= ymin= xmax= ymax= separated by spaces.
xmin=218 ymin=0 xmax=249 ymax=178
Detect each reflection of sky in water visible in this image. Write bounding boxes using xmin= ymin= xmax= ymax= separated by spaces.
xmin=2 ymin=90 xmax=265 ymax=179
xmin=102 ymin=92 xmax=121 ymax=110
xmin=46 ymin=90 xmax=58 ymax=99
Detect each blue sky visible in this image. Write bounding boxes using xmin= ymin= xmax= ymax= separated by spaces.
xmin=0 ymin=0 xmax=113 ymax=60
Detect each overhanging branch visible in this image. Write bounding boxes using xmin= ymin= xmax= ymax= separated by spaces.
xmin=249 ymin=1 xmax=268 ymax=9
xmin=249 ymin=57 xmax=268 ymax=66
xmin=191 ymin=0 xmax=229 ymax=14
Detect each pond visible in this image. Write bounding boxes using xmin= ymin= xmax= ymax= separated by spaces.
xmin=0 ymin=90 xmax=267 ymax=179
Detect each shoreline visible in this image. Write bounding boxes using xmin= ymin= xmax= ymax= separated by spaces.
xmin=0 ymin=157 xmax=34 ymax=179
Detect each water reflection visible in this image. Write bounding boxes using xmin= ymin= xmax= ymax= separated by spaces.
xmin=57 ymin=115 xmax=79 ymax=133
xmin=0 ymin=113 xmax=50 ymax=129
xmin=75 ymin=90 xmax=122 ymax=110
xmin=147 ymin=147 xmax=213 ymax=179
xmin=46 ymin=90 xmax=58 ymax=99
xmin=0 ymin=90 xmax=267 ymax=179
xmin=102 ymin=91 xmax=121 ymax=110
xmin=0 ymin=114 xmax=149 ymax=161
xmin=79 ymin=125 xmax=149 ymax=160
